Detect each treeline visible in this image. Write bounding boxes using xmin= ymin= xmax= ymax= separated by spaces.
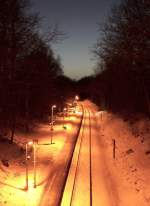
xmin=0 ymin=0 xmax=75 ymax=142
xmin=78 ymin=0 xmax=150 ymax=117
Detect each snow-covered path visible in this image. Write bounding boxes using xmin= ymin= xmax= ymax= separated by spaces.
xmin=61 ymin=105 xmax=118 ymax=206
xmin=61 ymin=109 xmax=92 ymax=206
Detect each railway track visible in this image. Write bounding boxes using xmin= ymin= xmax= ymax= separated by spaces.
xmin=61 ymin=108 xmax=93 ymax=206
xmin=40 ymin=104 xmax=111 ymax=206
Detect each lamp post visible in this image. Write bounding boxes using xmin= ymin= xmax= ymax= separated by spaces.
xmin=50 ymin=105 xmax=56 ymax=144
xmin=63 ymin=108 xmax=67 ymax=129
xmin=51 ymin=105 xmax=56 ymax=130
xmin=33 ymin=141 xmax=37 ymax=188
xmin=74 ymin=95 xmax=79 ymax=113
xmin=25 ymin=141 xmax=33 ymax=190
xmin=25 ymin=140 xmax=37 ymax=189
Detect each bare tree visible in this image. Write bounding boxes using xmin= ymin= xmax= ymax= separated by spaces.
xmin=93 ymin=0 xmax=150 ymax=114
xmin=0 ymin=0 xmax=64 ymax=142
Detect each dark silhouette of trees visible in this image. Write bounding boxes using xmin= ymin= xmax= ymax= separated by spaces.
xmin=0 ymin=0 xmax=64 ymax=142
xmin=0 ymin=0 xmax=40 ymax=141
xmin=18 ymin=36 xmax=63 ymax=121
xmin=93 ymin=0 xmax=150 ymax=116
xmin=55 ymin=75 xmax=76 ymax=111
xmin=77 ymin=76 xmax=95 ymax=100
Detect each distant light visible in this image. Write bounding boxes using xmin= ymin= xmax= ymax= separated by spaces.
xmin=27 ymin=155 xmax=31 ymax=160
xmin=75 ymin=95 xmax=79 ymax=101
xmin=76 ymin=111 xmax=82 ymax=115
xmin=52 ymin=105 xmax=56 ymax=108
xmin=28 ymin=141 xmax=33 ymax=145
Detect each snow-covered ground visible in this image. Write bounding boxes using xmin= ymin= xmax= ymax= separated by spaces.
xmin=0 ymin=109 xmax=81 ymax=206
xmin=61 ymin=100 xmax=150 ymax=206
xmin=0 ymin=100 xmax=150 ymax=206
xmin=95 ymin=103 xmax=150 ymax=206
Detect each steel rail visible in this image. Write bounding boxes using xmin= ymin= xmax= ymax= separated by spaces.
xmin=68 ymin=108 xmax=93 ymax=206
xmin=88 ymin=110 xmax=93 ymax=206
xmin=69 ymin=108 xmax=87 ymax=206
xmin=57 ymin=104 xmax=84 ymax=206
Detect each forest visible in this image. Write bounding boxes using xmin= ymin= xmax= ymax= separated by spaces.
xmin=77 ymin=0 xmax=150 ymax=118
xmin=0 ymin=0 xmax=149 ymax=143
xmin=0 ymin=0 xmax=76 ymax=142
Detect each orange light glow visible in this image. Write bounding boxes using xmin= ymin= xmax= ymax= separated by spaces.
xmin=28 ymin=141 xmax=33 ymax=145
xmin=75 ymin=95 xmax=79 ymax=101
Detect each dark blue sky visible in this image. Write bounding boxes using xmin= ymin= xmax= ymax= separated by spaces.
xmin=32 ymin=0 xmax=120 ymax=79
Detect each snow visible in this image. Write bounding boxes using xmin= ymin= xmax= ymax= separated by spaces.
xmin=0 ymin=100 xmax=150 ymax=206
xmin=62 ymin=100 xmax=150 ymax=206
xmin=96 ymin=105 xmax=150 ymax=206
xmin=0 ymin=110 xmax=81 ymax=206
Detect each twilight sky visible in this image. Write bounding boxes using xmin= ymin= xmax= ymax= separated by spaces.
xmin=32 ymin=0 xmax=120 ymax=79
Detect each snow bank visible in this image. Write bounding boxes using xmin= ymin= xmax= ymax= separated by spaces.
xmin=98 ymin=110 xmax=150 ymax=206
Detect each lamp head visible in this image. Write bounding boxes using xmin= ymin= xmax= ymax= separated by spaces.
xmin=75 ymin=95 xmax=79 ymax=101
xmin=52 ymin=105 xmax=56 ymax=108
xmin=28 ymin=141 xmax=33 ymax=145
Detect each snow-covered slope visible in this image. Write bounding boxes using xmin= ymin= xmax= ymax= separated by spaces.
xmin=96 ymin=108 xmax=150 ymax=206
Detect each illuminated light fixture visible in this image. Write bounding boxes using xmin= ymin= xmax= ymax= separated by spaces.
xmin=25 ymin=140 xmax=37 ymax=190
xmin=75 ymin=95 xmax=79 ymax=101
xmin=50 ymin=104 xmax=57 ymax=144
xmin=52 ymin=105 xmax=56 ymax=109
xmin=63 ymin=108 xmax=67 ymax=130
xmin=27 ymin=155 xmax=31 ymax=160
xmin=51 ymin=105 xmax=57 ymax=130
xmin=28 ymin=141 xmax=33 ymax=145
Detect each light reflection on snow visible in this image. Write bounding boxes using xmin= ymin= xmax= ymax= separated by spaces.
xmin=69 ymin=116 xmax=76 ymax=121
xmin=0 ymin=106 xmax=82 ymax=206
xmin=66 ymin=123 xmax=72 ymax=132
